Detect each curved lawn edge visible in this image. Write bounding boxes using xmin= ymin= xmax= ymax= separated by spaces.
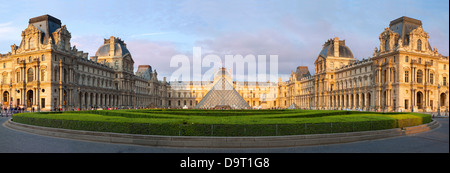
xmin=11 ymin=110 xmax=432 ymax=137
xmin=5 ymin=119 xmax=440 ymax=148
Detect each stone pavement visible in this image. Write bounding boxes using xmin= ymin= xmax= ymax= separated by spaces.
xmin=0 ymin=117 xmax=448 ymax=153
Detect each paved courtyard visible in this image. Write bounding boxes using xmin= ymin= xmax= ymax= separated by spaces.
xmin=0 ymin=117 xmax=448 ymax=153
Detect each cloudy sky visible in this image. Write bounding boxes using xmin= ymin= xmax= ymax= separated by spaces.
xmin=0 ymin=0 xmax=448 ymax=81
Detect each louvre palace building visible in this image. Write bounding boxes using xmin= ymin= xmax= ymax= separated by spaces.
xmin=279 ymin=16 xmax=449 ymax=112
xmin=0 ymin=15 xmax=168 ymax=111
xmin=0 ymin=15 xmax=448 ymax=112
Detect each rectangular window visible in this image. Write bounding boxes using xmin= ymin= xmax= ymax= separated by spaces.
xmin=405 ymin=56 xmax=409 ymax=62
xmin=444 ymin=77 xmax=447 ymax=86
xmin=405 ymin=99 xmax=409 ymax=109
xmin=405 ymin=71 xmax=409 ymax=83
xmin=430 ymin=74 xmax=433 ymax=84
xmin=41 ymin=98 xmax=45 ymax=108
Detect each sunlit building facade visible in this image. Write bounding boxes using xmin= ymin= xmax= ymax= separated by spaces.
xmin=280 ymin=16 xmax=449 ymax=112
xmin=0 ymin=15 xmax=447 ymax=112
xmin=0 ymin=15 xmax=168 ymax=111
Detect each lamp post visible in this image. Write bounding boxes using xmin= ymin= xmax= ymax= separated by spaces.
xmin=438 ymin=84 xmax=441 ymax=117
xmin=9 ymin=82 xmax=12 ymax=113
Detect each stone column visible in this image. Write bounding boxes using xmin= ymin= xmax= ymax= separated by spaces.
xmin=359 ymin=92 xmax=363 ymax=110
xmin=33 ymin=88 xmax=36 ymax=107
xmin=365 ymin=92 xmax=369 ymax=111
xmin=387 ymin=67 xmax=390 ymax=84
xmin=59 ymin=60 xmax=63 ymax=109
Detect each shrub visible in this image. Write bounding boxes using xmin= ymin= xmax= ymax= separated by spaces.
xmin=12 ymin=109 xmax=431 ymax=136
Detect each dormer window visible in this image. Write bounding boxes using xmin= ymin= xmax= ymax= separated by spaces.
xmin=28 ymin=37 xmax=34 ymax=49
xmin=385 ymin=39 xmax=389 ymax=51
xmin=417 ymin=39 xmax=422 ymax=51
xmin=61 ymin=38 xmax=65 ymax=49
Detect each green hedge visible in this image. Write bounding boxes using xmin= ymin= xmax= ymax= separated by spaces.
xmin=12 ymin=115 xmax=430 ymax=136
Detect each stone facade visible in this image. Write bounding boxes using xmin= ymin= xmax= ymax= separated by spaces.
xmin=0 ymin=15 xmax=169 ymax=111
xmin=165 ymin=68 xmax=278 ymax=109
xmin=279 ymin=16 xmax=449 ymax=112
xmin=1 ymin=15 xmax=447 ymax=112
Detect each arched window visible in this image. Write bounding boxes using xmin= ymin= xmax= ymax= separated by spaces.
xmin=28 ymin=37 xmax=34 ymax=49
xmin=27 ymin=68 xmax=34 ymax=82
xmin=429 ymin=73 xmax=433 ymax=84
xmin=61 ymin=38 xmax=65 ymax=49
xmin=404 ymin=71 xmax=409 ymax=83
xmin=3 ymin=91 xmax=9 ymax=105
xmin=417 ymin=39 xmax=422 ymax=51
xmin=41 ymin=69 xmax=45 ymax=81
xmin=64 ymin=69 xmax=68 ymax=83
xmin=16 ymin=72 xmax=20 ymax=82
xmin=385 ymin=39 xmax=389 ymax=51
xmin=114 ymin=60 xmax=119 ymax=69
xmin=417 ymin=70 xmax=423 ymax=83
xmin=2 ymin=74 xmax=7 ymax=84
xmin=54 ymin=69 xmax=58 ymax=81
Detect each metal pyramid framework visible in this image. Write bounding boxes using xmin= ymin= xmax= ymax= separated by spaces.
xmin=195 ymin=68 xmax=250 ymax=109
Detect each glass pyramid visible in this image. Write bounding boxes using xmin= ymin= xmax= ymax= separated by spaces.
xmin=195 ymin=68 xmax=250 ymax=109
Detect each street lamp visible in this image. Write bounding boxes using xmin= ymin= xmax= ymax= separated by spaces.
xmin=438 ymin=84 xmax=441 ymax=117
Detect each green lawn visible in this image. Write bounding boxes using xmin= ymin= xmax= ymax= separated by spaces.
xmin=12 ymin=109 xmax=431 ymax=136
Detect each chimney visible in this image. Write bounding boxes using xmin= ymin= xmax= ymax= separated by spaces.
xmin=109 ymin=36 xmax=115 ymax=56
xmin=334 ymin=37 xmax=339 ymax=57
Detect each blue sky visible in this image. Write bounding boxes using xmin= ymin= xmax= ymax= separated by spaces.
xmin=0 ymin=0 xmax=448 ymax=81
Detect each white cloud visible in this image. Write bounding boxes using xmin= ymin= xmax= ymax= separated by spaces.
xmin=0 ymin=22 xmax=21 ymax=41
xmin=126 ymin=39 xmax=183 ymax=78
xmin=130 ymin=32 xmax=173 ymax=38
xmin=194 ymin=29 xmax=304 ymax=80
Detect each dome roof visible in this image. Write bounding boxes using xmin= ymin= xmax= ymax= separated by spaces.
xmin=319 ymin=38 xmax=354 ymax=59
xmin=95 ymin=37 xmax=130 ymax=57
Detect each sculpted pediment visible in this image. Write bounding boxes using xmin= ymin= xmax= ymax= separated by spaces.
xmin=22 ymin=24 xmax=42 ymax=36
xmin=410 ymin=26 xmax=429 ymax=38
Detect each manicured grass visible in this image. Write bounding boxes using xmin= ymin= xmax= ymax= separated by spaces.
xmin=12 ymin=109 xmax=431 ymax=136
